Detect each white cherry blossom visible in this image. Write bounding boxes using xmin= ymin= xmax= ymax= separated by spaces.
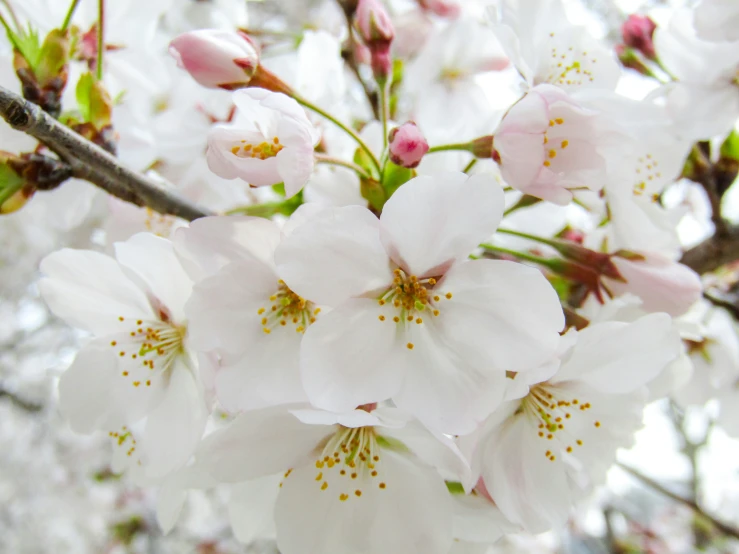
xmin=472 ymin=313 xmax=679 ymax=532
xmin=39 ymin=233 xmax=208 ymax=479
xmin=206 ymin=88 xmax=321 ymax=197
xmin=276 ymin=173 xmax=564 ymax=434
xmin=194 ymin=405 xmax=467 ymax=554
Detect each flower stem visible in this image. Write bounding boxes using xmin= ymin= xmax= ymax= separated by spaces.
xmin=503 ymin=194 xmax=541 ymax=216
xmin=315 ymin=154 xmax=372 ymax=180
xmin=496 ymin=227 xmax=556 ymax=246
xmin=0 ymin=0 xmax=21 ymax=31
xmin=61 ymin=0 xmax=82 ymax=31
xmin=479 ymin=242 xmax=554 ymax=268
xmin=96 ymin=0 xmax=104 ymax=80
xmin=462 ymin=158 xmax=477 ymax=174
xmin=379 ymin=79 xmax=390 ymax=150
xmin=294 ymin=95 xmax=382 ymax=175
xmin=427 ymin=142 xmax=473 ymax=154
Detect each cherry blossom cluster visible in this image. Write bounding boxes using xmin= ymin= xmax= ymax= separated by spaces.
xmin=4 ymin=0 xmax=739 ymax=551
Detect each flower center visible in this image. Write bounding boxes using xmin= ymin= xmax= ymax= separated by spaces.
xmin=376 ymin=268 xmax=453 ymax=350
xmin=112 ymin=315 xmax=186 ymax=387
xmin=257 ymin=280 xmax=319 ymax=334
xmin=108 ymin=425 xmax=138 ymax=458
xmin=520 ymin=384 xmax=600 ymax=462
xmin=230 ymin=136 xmax=284 ymax=160
xmin=632 ymin=153 xmax=662 ymax=202
xmin=542 ymin=117 xmax=568 ymax=169
xmin=299 ymin=426 xmax=387 ymax=502
xmin=544 ymin=37 xmax=596 ymax=86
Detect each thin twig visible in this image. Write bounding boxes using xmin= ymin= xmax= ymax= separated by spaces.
xmin=61 ymin=0 xmax=82 ymax=31
xmin=617 ymin=462 xmax=739 ymax=541
xmin=96 ymin=0 xmax=104 ymax=80
xmin=0 ymin=387 xmax=43 ymax=412
xmin=0 ymin=86 xmax=212 ymax=221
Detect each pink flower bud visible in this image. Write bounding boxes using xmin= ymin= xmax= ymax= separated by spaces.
xmin=607 ymin=252 xmax=702 ymax=316
xmin=621 ymin=14 xmax=657 ymax=60
xmin=169 ymin=29 xmax=259 ymax=90
xmin=417 ymin=0 xmax=460 ymax=18
xmin=388 ymin=122 xmax=429 ymax=168
xmin=356 ymin=0 xmax=394 ymax=46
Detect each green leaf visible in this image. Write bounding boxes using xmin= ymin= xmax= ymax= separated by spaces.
xmin=382 ymin=160 xmax=415 ymax=199
xmin=35 ymin=28 xmax=70 ymax=85
xmin=720 ymin=130 xmax=739 ymax=162
xmin=0 ymin=162 xmax=29 ymax=214
xmin=75 ymin=71 xmax=112 ymax=129
xmin=360 ymin=177 xmax=386 ymax=212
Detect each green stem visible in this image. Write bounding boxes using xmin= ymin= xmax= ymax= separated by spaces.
xmin=225 ymin=193 xmax=303 ymax=218
xmin=0 ymin=0 xmax=21 ymax=32
xmin=496 ymin=227 xmax=556 ymax=246
xmin=315 ymin=154 xmax=371 ymax=180
xmin=479 ymin=242 xmax=554 ymax=268
xmin=379 ymin=79 xmax=390 ymax=150
xmin=0 ymin=13 xmax=21 ymax=53
xmin=503 ymin=194 xmax=541 ymax=216
xmin=462 ymin=158 xmax=477 ymax=174
xmin=427 ymin=142 xmax=473 ymax=154
xmin=61 ymin=0 xmax=82 ymax=31
xmin=294 ymin=95 xmax=381 ymax=175
xmin=96 ymin=0 xmax=104 ymax=80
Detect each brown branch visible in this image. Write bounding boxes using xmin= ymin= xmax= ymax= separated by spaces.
xmin=0 ymin=387 xmax=43 ymax=412
xmin=0 ymin=85 xmax=213 ymax=221
xmin=680 ymin=225 xmax=739 ymax=274
xmin=617 ymin=462 xmax=739 ymax=541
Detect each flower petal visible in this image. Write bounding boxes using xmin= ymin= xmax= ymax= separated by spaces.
xmin=275 ymin=449 xmax=453 ymax=554
xmin=275 ymin=206 xmax=393 ymax=306
xmin=299 ymin=299 xmax=407 ymax=412
xmin=380 ymin=173 xmax=505 ymax=276
xmin=438 ymin=259 xmax=564 ymax=371
xmin=228 ymin=475 xmax=281 ymax=543
xmin=39 ymin=249 xmax=154 ymax=335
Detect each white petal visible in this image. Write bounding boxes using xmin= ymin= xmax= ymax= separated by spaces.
xmin=114 ymin=233 xmax=193 ymax=325
xmin=380 ymin=173 xmax=505 ymax=277
xmin=300 ymin=299 xmax=407 ymax=412
xmin=452 ymin=493 xmax=521 ymax=543
xmin=394 ymin=320 xmax=508 ymax=435
xmin=439 ymin=260 xmax=564 ymax=371
xmin=185 ymin=259 xmax=277 ymax=354
xmin=173 ymin=215 xmax=281 ymax=281
xmin=289 ymin=408 xmax=383 ymax=428
xmin=275 ymin=206 xmax=394 ymax=306
xmin=553 ymin=314 xmax=679 ymax=393
xmin=58 ymin=342 xmax=126 ymax=433
xmin=229 ymin=475 xmax=281 ymax=543
xmin=142 ymin=363 xmax=208 ymax=479
xmin=197 ymin=406 xmax=331 ymax=482
xmin=39 ymin=249 xmax=154 ymax=335
xmin=156 ymin=464 xmax=217 ymax=534
xmin=215 ymin=330 xmax=306 ymax=412
xmin=275 ymin=449 xmax=453 ymax=554
xmin=482 ymin=413 xmax=572 ymax=532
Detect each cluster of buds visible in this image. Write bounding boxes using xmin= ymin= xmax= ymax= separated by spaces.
xmin=616 ymin=14 xmax=658 ymax=76
xmin=14 ymin=29 xmax=71 ymax=117
xmin=0 ymin=151 xmax=72 ymax=214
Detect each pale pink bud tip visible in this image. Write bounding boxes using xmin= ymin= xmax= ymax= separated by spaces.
xmin=417 ymin=0 xmax=460 ymax=18
xmin=621 ymin=14 xmax=657 ymax=60
xmin=389 ymin=122 xmax=429 ymax=168
xmin=356 ymin=0 xmax=395 ymax=46
xmin=169 ymin=29 xmax=260 ymax=89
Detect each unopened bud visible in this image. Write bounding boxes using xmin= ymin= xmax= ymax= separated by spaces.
xmin=0 ymin=152 xmax=33 ymax=215
xmin=621 ymin=14 xmax=657 ymax=60
xmin=388 ymin=122 xmax=429 ymax=168
xmin=417 ymin=0 xmax=460 ymax=18
xmin=356 ymin=0 xmax=394 ymax=46
xmin=169 ymin=29 xmax=259 ymax=90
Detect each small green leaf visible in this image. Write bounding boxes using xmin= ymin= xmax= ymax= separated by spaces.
xmin=35 ymin=28 xmax=70 ymax=85
xmin=360 ymin=177 xmax=386 ymax=212
xmin=382 ymin=160 xmax=414 ymax=199
xmin=720 ymin=130 xmax=739 ymax=162
xmin=75 ymin=71 xmax=113 ymax=129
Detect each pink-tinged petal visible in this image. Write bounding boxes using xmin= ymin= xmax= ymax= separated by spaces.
xmin=185 ymin=259 xmax=277 ymax=354
xmin=497 ymin=133 xmax=547 ymax=190
xmin=394 ymin=319 xmax=508 ymax=435
xmin=39 ymin=249 xmax=155 ymax=335
xmin=58 ymin=342 xmax=127 ymax=433
xmin=552 ymin=314 xmax=679 ymax=393
xmin=300 ymin=299 xmax=407 ymax=412
xmin=228 ymin=475 xmax=281 ymax=543
xmin=481 ymin=412 xmax=572 ymax=532
xmin=438 ymin=260 xmax=564 ymax=371
xmin=215 ymin=331 xmax=306 ymax=412
xmin=114 ymin=233 xmax=192 ymax=325
xmin=141 ymin=362 xmax=208 ymax=479
xmin=173 ymin=215 xmax=281 ymax=281
xmin=380 ymin=173 xmax=505 ymax=277
xmin=609 ymin=255 xmax=702 ymax=316
xmin=275 ymin=206 xmax=393 ymax=306
xmin=275 ymin=449 xmax=453 ymax=554
xmin=496 ymin=91 xmax=548 ymax=135
xmin=197 ymin=406 xmax=332 ymax=482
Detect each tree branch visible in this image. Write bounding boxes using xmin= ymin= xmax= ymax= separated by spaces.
xmin=0 ymin=86 xmax=213 ymax=221
xmin=617 ymin=462 xmax=739 ymax=541
xmin=680 ymin=225 xmax=739 ymax=274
